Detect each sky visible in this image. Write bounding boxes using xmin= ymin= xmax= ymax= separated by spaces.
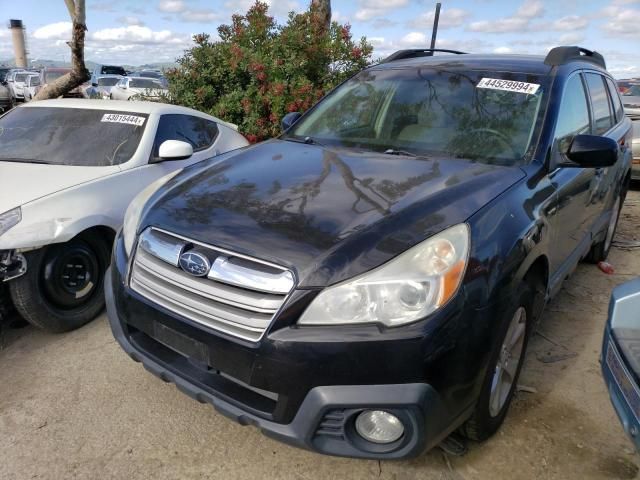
xmin=0 ymin=0 xmax=638 ymax=78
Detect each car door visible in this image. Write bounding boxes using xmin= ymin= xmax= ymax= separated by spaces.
xmin=548 ymin=72 xmax=595 ymax=274
xmin=150 ymin=114 xmax=222 ymax=169
xmin=583 ymin=72 xmax=625 ymax=234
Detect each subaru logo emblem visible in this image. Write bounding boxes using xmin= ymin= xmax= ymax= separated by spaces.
xmin=179 ymin=251 xmax=211 ymax=277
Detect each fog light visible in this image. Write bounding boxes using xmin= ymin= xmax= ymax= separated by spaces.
xmin=355 ymin=410 xmax=404 ymax=444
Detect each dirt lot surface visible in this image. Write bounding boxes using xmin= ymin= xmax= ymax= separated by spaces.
xmin=2 ymin=190 xmax=640 ymax=480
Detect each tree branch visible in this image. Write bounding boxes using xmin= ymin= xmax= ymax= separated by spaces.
xmin=33 ymin=0 xmax=89 ymax=101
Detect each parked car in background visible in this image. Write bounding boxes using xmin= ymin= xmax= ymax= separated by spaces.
xmin=130 ymin=70 xmax=168 ymax=88
xmin=90 ymin=64 xmax=126 ymax=84
xmin=9 ymin=71 xmax=35 ymax=101
xmin=39 ymin=67 xmax=84 ymax=98
xmin=0 ymin=81 xmax=14 ymax=112
xmin=0 ymin=66 xmax=11 ymax=83
xmin=0 ymin=99 xmax=248 ymax=333
xmin=602 ymin=278 xmax=640 ymax=451
xmin=110 ymin=77 xmax=167 ymax=101
xmin=106 ymin=46 xmax=632 ymax=459
xmin=623 ymin=85 xmax=640 ymax=120
xmin=618 ymin=80 xmax=636 ymax=94
xmin=22 ymin=73 xmax=41 ymax=102
xmin=632 ymin=122 xmax=640 ymax=181
xmin=84 ymin=74 xmax=121 ymax=99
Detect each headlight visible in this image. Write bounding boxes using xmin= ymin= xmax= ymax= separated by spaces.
xmin=123 ymin=171 xmax=182 ymax=256
xmin=298 ymin=224 xmax=470 ymax=327
xmin=0 ymin=207 xmax=22 ymax=237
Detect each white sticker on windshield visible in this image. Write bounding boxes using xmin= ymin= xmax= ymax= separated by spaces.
xmin=477 ymin=78 xmax=540 ymax=95
xmin=101 ymin=113 xmax=146 ymax=126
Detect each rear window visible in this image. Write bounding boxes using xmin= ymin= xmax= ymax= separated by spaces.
xmin=130 ymin=78 xmax=162 ymax=89
xmin=101 ymin=65 xmax=126 ymax=76
xmin=585 ymin=73 xmax=614 ymax=135
xmin=605 ymin=77 xmax=624 ymax=122
xmin=0 ymin=107 xmax=148 ymax=166
xmin=45 ymin=71 xmax=69 ymax=83
xmin=98 ymin=77 xmax=119 ymax=87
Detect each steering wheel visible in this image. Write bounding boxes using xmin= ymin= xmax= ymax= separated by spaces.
xmin=464 ymin=128 xmax=518 ymax=157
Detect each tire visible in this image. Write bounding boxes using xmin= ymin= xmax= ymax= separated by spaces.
xmin=461 ymin=282 xmax=535 ymax=441
xmin=587 ymin=192 xmax=623 ymax=263
xmin=9 ymin=232 xmax=111 ymax=333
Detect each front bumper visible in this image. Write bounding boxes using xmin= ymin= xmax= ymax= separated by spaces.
xmin=601 ymin=328 xmax=640 ymax=451
xmin=106 ymin=234 xmax=487 ymax=459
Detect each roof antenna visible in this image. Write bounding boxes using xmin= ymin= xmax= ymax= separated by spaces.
xmin=430 ymin=3 xmax=442 ymax=50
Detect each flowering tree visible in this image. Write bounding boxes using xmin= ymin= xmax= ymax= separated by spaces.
xmin=166 ymin=1 xmax=373 ymax=142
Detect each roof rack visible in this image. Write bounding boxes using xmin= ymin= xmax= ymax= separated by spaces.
xmin=544 ymin=46 xmax=606 ymax=69
xmin=381 ymin=49 xmax=467 ymax=64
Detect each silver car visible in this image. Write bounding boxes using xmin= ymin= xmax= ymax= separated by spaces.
xmin=632 ymin=121 xmax=640 ymax=181
xmin=622 ymin=84 xmax=640 ymax=120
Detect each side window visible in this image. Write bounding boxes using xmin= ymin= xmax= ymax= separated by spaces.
xmin=605 ymin=77 xmax=624 ymax=123
xmin=152 ymin=114 xmax=219 ymax=159
xmin=554 ymin=74 xmax=591 ymax=153
xmin=585 ymin=73 xmax=614 ymax=135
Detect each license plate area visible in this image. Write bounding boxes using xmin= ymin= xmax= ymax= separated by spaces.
xmin=606 ymin=339 xmax=640 ymax=422
xmin=153 ymin=322 xmax=209 ymax=365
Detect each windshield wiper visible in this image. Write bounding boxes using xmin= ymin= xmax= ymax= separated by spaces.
xmin=282 ymin=136 xmax=326 ymax=147
xmin=0 ymin=157 xmax=50 ymax=164
xmin=383 ymin=149 xmax=417 ymax=157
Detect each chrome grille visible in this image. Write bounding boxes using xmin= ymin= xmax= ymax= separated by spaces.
xmin=130 ymin=228 xmax=294 ymax=341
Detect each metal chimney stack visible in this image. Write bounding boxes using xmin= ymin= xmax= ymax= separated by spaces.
xmin=9 ymin=19 xmax=28 ymax=68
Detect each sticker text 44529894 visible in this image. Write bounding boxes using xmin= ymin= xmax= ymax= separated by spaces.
xmin=477 ymin=78 xmax=540 ymax=95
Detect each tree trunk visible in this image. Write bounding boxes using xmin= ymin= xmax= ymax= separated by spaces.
xmin=311 ymin=0 xmax=331 ymax=31
xmin=33 ymin=0 xmax=89 ymax=101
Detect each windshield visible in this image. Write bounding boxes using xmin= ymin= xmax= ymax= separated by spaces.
xmin=624 ymin=85 xmax=640 ymax=96
xmin=130 ymin=78 xmax=162 ymax=89
xmin=101 ymin=65 xmax=126 ymax=76
xmin=287 ymin=68 xmax=549 ymax=165
xmin=14 ymin=73 xmax=28 ymax=82
xmin=0 ymin=107 xmax=148 ymax=166
xmin=45 ymin=71 xmax=68 ymax=83
xmin=98 ymin=77 xmax=119 ymax=87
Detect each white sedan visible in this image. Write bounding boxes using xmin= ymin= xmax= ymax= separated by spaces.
xmin=110 ymin=76 xmax=167 ymax=101
xmin=0 ymin=99 xmax=248 ymax=332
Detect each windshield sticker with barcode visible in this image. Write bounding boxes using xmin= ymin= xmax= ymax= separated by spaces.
xmin=101 ymin=113 xmax=146 ymax=126
xmin=477 ymin=78 xmax=540 ymax=95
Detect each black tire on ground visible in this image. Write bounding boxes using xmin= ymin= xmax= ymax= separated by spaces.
xmin=8 ymin=232 xmax=111 ymax=333
xmin=461 ymin=281 xmax=536 ymax=442
xmin=587 ymin=190 xmax=624 ymax=264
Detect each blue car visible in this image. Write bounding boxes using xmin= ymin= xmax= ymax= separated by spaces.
xmin=602 ymin=277 xmax=640 ymax=450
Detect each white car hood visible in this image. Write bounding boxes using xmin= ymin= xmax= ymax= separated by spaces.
xmin=0 ymin=162 xmax=120 ymax=213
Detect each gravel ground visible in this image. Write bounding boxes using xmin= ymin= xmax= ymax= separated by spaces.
xmin=1 ymin=190 xmax=640 ymax=480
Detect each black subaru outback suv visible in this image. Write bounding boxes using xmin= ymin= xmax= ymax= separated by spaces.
xmin=107 ymin=47 xmax=632 ymax=459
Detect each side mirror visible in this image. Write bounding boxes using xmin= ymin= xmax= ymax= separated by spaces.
xmin=563 ymin=134 xmax=618 ymax=168
xmin=92 ymin=82 xmax=98 ymax=87
xmin=281 ymin=112 xmax=302 ymax=132
xmin=158 ymin=140 xmax=193 ymax=161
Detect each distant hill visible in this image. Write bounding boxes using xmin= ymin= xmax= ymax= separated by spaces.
xmin=0 ymin=59 xmax=177 ymax=71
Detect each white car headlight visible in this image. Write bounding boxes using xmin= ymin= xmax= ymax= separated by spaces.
xmin=0 ymin=207 xmax=22 ymax=237
xmin=298 ymin=224 xmax=470 ymax=327
xmin=123 ymin=171 xmax=182 ymax=256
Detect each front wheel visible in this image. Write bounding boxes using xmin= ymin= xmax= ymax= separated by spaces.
xmin=9 ymin=232 xmax=111 ymax=333
xmin=461 ymin=282 xmax=534 ymax=441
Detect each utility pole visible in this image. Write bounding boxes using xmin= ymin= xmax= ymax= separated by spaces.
xmin=430 ymin=2 xmax=441 ymax=50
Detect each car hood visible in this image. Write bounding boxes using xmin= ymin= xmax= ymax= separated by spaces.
xmin=0 ymin=162 xmax=120 ymax=213
xmin=142 ymin=140 xmax=526 ymax=287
